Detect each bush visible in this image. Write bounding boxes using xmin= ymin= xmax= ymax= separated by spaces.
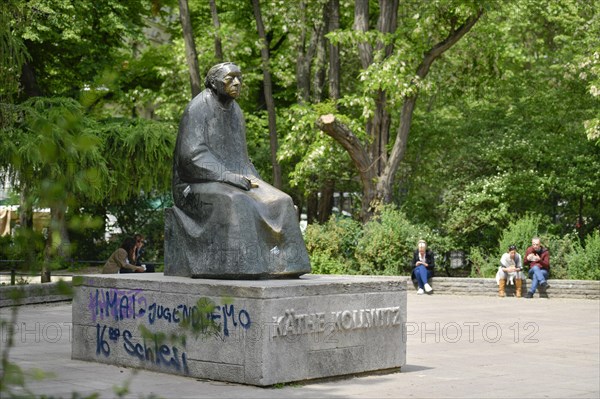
xmin=468 ymin=246 xmax=497 ymax=278
xmin=355 ymin=205 xmax=434 ymax=275
xmin=545 ymin=234 xmax=573 ymax=280
xmin=305 ymin=206 xmax=448 ymax=277
xmin=304 ymin=208 xmax=597 ymax=280
xmin=304 ymin=215 xmax=362 ymax=274
xmin=0 ymin=229 xmax=45 ymax=273
xmin=567 ymin=230 xmax=600 ymax=280
xmin=497 ymin=213 xmax=549 ymax=258
xmin=306 ymin=252 xmax=351 ymax=275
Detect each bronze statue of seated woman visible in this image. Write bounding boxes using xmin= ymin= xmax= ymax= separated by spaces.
xmin=165 ymin=62 xmax=311 ymax=279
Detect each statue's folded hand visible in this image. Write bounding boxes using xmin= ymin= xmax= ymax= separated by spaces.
xmin=223 ymin=174 xmax=252 ymax=191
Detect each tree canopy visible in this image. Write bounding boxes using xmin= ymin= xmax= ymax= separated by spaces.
xmin=0 ymin=0 xmax=598 ymax=269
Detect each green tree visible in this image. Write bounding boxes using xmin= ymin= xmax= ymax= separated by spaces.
xmin=316 ymin=0 xmax=484 ymax=220
xmin=16 ymin=0 xmax=148 ymax=98
xmin=0 ymin=1 xmax=183 ymax=272
xmin=397 ymin=0 xmax=600 ymax=251
xmin=1 ymin=98 xmax=110 ymax=277
xmin=0 ymin=1 xmax=29 ymax=125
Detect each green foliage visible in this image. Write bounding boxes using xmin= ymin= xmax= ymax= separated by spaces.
xmin=567 ymin=230 xmax=600 ymax=280
xmin=279 ymin=103 xmax=359 ymax=197
xmin=179 ymin=297 xmax=221 ymax=339
xmin=245 ymin=111 xmax=274 ymax=182
xmin=305 ymin=205 xmax=453 ymax=277
xmin=307 ymin=252 xmax=352 ymax=275
xmin=0 ymin=230 xmax=45 ymax=268
xmin=0 ymin=1 xmax=30 ymax=107
xmin=464 ymin=214 xmax=591 ymax=280
xmin=1 ymin=98 xmax=105 ymax=264
xmin=442 ymin=175 xmax=511 ymax=250
xmin=497 ymin=214 xmax=548 ymax=256
xmin=0 ymin=97 xmax=174 ymax=267
xmin=66 ymin=207 xmax=111 ymax=265
xmin=468 ymin=246 xmax=497 ymax=278
xmin=398 ymin=0 xmax=600 ymax=251
xmin=355 ymin=205 xmax=434 ymax=275
xmin=0 ymin=95 xmax=112 ymax=263
xmin=15 ymin=0 xmax=148 ymax=97
xmin=97 ymin=117 xmax=175 ymax=202
xmin=304 ymin=215 xmax=362 ymax=274
xmin=106 ymin=193 xmax=172 ymax=264
xmin=545 ymin=234 xmax=574 ymax=280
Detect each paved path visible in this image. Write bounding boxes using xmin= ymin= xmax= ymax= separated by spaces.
xmin=2 ymin=293 xmax=599 ymax=398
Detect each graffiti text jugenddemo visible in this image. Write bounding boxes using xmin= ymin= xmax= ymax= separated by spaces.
xmin=87 ymin=289 xmax=251 ymax=336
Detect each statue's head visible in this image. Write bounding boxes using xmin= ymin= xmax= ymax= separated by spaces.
xmin=205 ymin=62 xmax=242 ymax=99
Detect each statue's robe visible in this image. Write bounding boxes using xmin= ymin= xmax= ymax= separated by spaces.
xmin=165 ymin=89 xmax=311 ymax=279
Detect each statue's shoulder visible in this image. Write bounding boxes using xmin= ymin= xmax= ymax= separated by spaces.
xmin=186 ymin=90 xmax=213 ymax=113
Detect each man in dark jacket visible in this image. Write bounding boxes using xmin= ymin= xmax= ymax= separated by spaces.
xmin=523 ymin=237 xmax=550 ymax=298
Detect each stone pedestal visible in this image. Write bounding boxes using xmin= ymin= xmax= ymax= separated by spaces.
xmin=71 ymin=274 xmax=407 ymax=386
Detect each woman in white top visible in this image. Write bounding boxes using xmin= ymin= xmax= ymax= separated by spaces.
xmin=495 ymin=244 xmax=524 ymax=297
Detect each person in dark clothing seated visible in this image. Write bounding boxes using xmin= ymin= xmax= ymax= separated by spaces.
xmin=133 ymin=233 xmax=155 ymax=272
xmin=411 ymin=240 xmax=435 ymax=295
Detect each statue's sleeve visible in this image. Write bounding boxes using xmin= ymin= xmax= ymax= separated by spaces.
xmin=236 ymin=106 xmax=261 ymax=180
xmin=175 ymin=100 xmax=226 ymax=183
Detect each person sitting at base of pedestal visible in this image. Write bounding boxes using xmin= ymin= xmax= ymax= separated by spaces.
xmin=102 ymin=237 xmax=145 ymax=274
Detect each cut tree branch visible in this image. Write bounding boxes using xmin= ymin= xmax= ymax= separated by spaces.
xmin=317 ymin=114 xmax=377 ymax=187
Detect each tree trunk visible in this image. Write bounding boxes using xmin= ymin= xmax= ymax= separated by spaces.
xmin=18 ymin=183 xmax=33 ymax=229
xmin=318 ymin=7 xmax=483 ymax=220
xmin=377 ymin=95 xmax=417 ymax=203
xmin=368 ymin=90 xmax=391 ymax=175
xmin=368 ymin=0 xmax=398 ymax=175
xmin=20 ymin=62 xmax=42 ymax=97
xmin=317 ymin=114 xmax=378 ymax=219
xmin=252 ymin=0 xmax=282 ymax=188
xmin=51 ymin=204 xmax=71 ymax=260
xmin=296 ymin=0 xmax=309 ymax=102
xmin=296 ymin=1 xmax=329 ymax=103
xmin=178 ymin=0 xmax=202 ymax=98
xmin=312 ymin=6 xmax=328 ymax=102
xmin=375 ymin=0 xmax=398 ymax=57
xmin=317 ymin=179 xmax=335 ymax=223
xmin=379 ymin=8 xmax=484 ymax=202
xmin=577 ymin=194 xmax=584 ymax=239
xmin=306 ymin=190 xmax=318 ymax=224
xmin=296 ymin=1 xmax=336 ymax=220
xmin=353 ymin=0 xmax=372 ymax=69
xmin=42 ymin=203 xmax=71 ymax=282
xmin=209 ymin=0 xmax=223 ymax=62
xmin=328 ymin=0 xmax=340 ymax=102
